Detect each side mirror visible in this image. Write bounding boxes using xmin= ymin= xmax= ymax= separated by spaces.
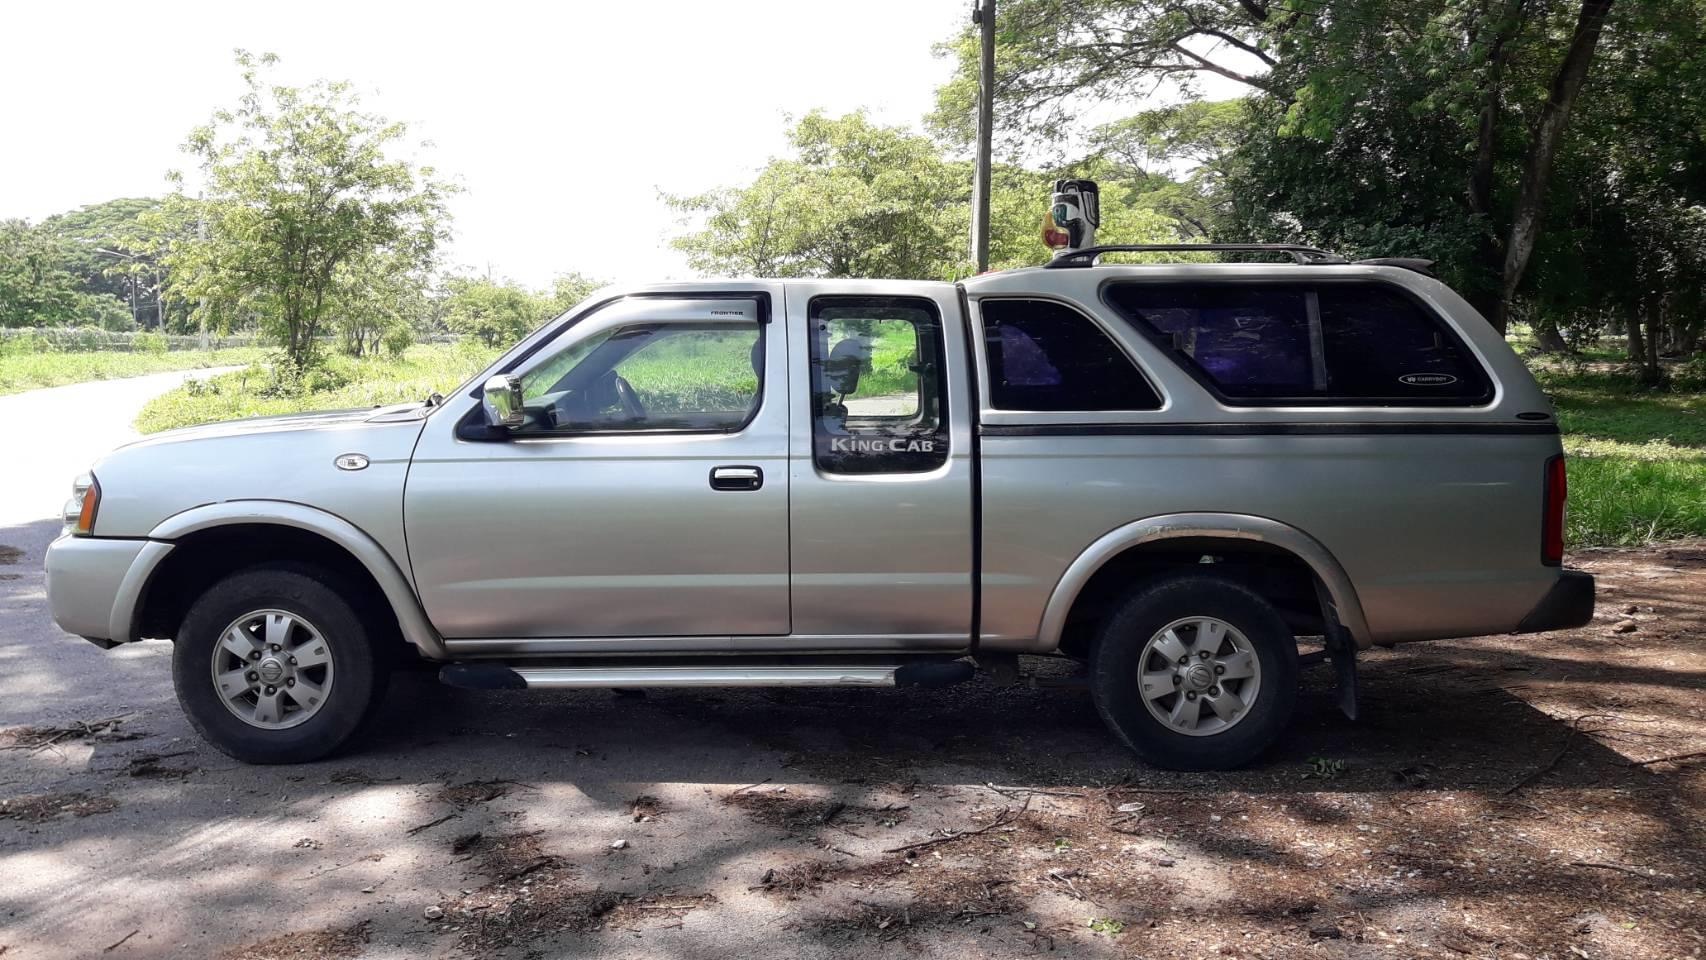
xmin=481 ymin=374 xmax=525 ymax=429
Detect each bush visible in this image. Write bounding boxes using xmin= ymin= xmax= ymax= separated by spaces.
xmin=382 ymin=323 xmax=415 ymax=358
xmin=301 ymin=364 xmax=350 ymax=393
xmin=0 ymin=331 xmax=49 ymax=357
xmin=133 ymin=331 xmax=169 ymax=356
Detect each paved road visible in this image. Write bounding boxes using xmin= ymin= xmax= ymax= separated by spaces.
xmin=0 ymin=368 xmax=239 ymax=528
xmin=0 ymin=368 xmax=242 ymax=738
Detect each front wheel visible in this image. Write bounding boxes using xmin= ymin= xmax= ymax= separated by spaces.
xmin=172 ymin=566 xmax=389 ymax=764
xmin=1090 ymin=576 xmax=1298 ymax=771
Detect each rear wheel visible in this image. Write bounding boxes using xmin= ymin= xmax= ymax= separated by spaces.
xmin=173 ymin=566 xmax=388 ymax=764
xmin=1090 ymin=576 xmax=1298 ymax=771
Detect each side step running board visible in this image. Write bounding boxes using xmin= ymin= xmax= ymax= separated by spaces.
xmin=439 ymin=661 xmax=974 ymax=691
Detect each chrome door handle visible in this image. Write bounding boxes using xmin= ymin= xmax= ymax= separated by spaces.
xmin=709 ymin=465 xmax=763 ymax=491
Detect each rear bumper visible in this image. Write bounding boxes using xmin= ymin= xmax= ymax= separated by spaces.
xmin=1515 ymin=570 xmax=1596 ymax=634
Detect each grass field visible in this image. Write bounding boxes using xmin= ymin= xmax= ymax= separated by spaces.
xmin=134 ymin=343 xmax=499 ymax=434
xmin=1532 ymin=365 xmax=1706 ymax=547
xmin=0 ymin=345 xmax=268 ymax=396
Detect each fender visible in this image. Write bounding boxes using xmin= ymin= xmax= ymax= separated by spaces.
xmin=145 ymin=500 xmax=449 ymax=659
xmin=1035 ymin=512 xmax=1373 ymax=651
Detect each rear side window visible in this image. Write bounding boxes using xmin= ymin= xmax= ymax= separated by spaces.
xmin=980 ymin=299 xmax=1162 ymax=411
xmin=808 ymin=296 xmax=949 ymax=475
xmin=1104 ymin=282 xmax=1491 ymax=405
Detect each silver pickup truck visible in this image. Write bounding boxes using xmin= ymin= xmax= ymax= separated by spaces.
xmin=44 ymin=243 xmax=1594 ymax=770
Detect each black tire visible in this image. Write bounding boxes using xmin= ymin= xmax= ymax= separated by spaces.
xmin=1089 ymin=575 xmax=1298 ymax=771
xmin=172 ymin=565 xmax=389 ymax=764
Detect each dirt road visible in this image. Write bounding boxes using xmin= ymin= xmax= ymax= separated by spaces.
xmin=1 ymin=532 xmax=1701 ymax=959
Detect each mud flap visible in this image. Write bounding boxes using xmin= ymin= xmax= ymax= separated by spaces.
xmin=1313 ymin=579 xmax=1359 ymax=721
xmin=1328 ymin=632 xmax=1358 ymax=721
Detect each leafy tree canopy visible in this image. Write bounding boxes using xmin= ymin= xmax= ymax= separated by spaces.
xmin=439 ymin=272 xmax=606 ymax=348
xmin=667 ymin=111 xmax=1178 ymax=281
xmin=152 ymin=51 xmax=454 ymax=369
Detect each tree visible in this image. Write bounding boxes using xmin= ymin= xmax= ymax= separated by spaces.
xmin=1525 ymin=0 xmax=1706 ymax=378
xmin=931 ymin=0 xmax=1634 ymax=333
xmin=0 ymin=220 xmax=79 ymax=327
xmin=331 ymin=250 xmax=428 ymax=357
xmin=42 ymin=197 xmax=167 ymax=330
xmin=0 ymin=219 xmax=132 ymax=329
xmin=548 ymin=272 xmax=604 ymax=313
xmin=667 ymin=111 xmax=1179 ymax=282
xmin=1494 ymin=0 xmax=1617 ymax=331
xmin=156 ymin=51 xmax=452 ymax=370
xmin=1083 ymin=100 xmax=1247 ymax=238
xmin=440 ymin=276 xmax=549 ymax=348
xmin=668 ymin=112 xmax=971 ymax=279
xmin=928 ymin=0 xmax=1283 ymax=152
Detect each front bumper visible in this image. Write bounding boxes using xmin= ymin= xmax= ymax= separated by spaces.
xmin=1515 ymin=570 xmax=1596 ymax=633
xmin=44 ymin=534 xmax=172 ymax=647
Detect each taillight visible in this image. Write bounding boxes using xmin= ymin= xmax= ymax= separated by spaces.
xmin=1542 ymin=455 xmax=1566 ymax=566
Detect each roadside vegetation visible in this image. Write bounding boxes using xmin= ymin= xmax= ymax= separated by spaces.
xmin=0 ymin=339 xmax=264 ymax=395
xmin=133 ymin=342 xmax=497 ymax=434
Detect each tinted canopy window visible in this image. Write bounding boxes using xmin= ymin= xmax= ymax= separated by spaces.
xmin=1104 ymin=282 xmax=1491 ymax=404
xmin=981 ymin=299 xmax=1162 ymax=411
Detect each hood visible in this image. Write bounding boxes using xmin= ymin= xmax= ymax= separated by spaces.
xmin=88 ymin=401 xmax=435 ymax=539
xmin=124 ymin=401 xmax=432 ymax=449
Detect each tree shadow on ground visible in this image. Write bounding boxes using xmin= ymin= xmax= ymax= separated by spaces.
xmin=3 ymin=531 xmax=1703 ymax=957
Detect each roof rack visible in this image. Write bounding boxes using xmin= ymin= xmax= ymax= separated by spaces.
xmin=1042 ymin=243 xmax=1348 ymax=269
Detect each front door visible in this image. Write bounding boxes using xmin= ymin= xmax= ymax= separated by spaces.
xmin=405 ymin=291 xmax=790 ymax=640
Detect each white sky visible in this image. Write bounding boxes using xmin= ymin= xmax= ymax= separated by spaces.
xmin=1 ymin=0 xmax=969 ymax=287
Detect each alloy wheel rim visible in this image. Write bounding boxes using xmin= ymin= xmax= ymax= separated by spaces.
xmin=1136 ymin=616 xmax=1261 ymax=737
xmin=210 ymin=609 xmax=335 ymax=730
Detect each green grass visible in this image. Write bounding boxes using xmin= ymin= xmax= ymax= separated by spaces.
xmin=1533 ymin=362 xmax=1706 ymax=547
xmin=134 ymin=343 xmax=498 ymax=434
xmin=0 ymin=346 xmax=268 ymax=396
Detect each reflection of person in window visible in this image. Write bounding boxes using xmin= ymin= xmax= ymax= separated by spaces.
xmin=817 ymin=337 xmax=868 ymax=433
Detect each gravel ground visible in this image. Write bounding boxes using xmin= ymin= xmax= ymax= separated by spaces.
xmin=1 ymin=531 xmax=1702 ymax=959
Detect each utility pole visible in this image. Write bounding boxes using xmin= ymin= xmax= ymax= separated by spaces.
xmin=969 ymin=0 xmax=996 ymax=273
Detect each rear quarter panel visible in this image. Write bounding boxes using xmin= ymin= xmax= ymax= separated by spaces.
xmin=978 ymin=432 xmax=1560 ymax=648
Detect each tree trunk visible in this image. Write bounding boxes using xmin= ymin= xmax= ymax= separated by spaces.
xmin=1639 ymin=300 xmax=1663 ymax=386
xmin=1627 ymin=305 xmax=1646 ymax=363
xmin=1533 ymin=316 xmax=1569 ymax=353
xmin=1468 ymin=0 xmax=1527 ymax=323
xmin=1493 ymin=0 xmax=1615 ymax=334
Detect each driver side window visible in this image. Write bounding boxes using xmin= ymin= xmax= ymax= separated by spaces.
xmin=517 ymin=323 xmax=762 ymax=433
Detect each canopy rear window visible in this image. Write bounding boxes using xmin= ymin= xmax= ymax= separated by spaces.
xmin=1103 ymin=282 xmax=1492 ymax=406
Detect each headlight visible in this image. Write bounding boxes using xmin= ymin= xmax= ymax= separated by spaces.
xmin=63 ymin=472 xmax=100 ymax=536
